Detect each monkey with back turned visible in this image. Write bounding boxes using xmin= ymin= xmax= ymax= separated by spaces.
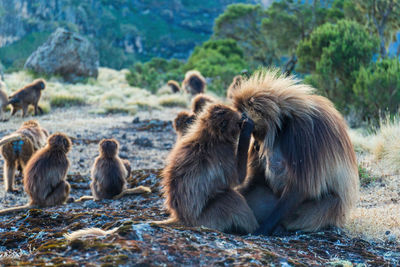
xmin=0 ymin=133 xmax=72 ymax=214
xmin=182 ymin=70 xmax=206 ymax=96
xmin=0 ymin=120 xmax=48 ymax=192
xmin=76 ymin=138 xmax=151 ymax=202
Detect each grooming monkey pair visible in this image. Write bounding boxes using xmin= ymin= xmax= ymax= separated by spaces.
xmin=164 ymin=70 xmax=359 ymax=235
xmin=0 ymin=128 xmax=151 ymax=214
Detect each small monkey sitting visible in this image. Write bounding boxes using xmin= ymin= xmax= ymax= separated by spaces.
xmin=0 ymin=133 xmax=72 ymax=214
xmin=77 ymin=139 xmax=151 ymax=202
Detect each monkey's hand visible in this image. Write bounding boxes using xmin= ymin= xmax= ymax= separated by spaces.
xmin=240 ymin=115 xmax=254 ymax=136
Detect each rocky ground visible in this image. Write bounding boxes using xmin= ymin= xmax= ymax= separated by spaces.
xmin=0 ymin=107 xmax=399 ymax=266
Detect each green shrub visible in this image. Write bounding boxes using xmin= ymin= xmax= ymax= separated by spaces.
xmin=297 ymin=20 xmax=378 ymax=112
xmin=126 ymin=58 xmax=184 ymax=93
xmin=353 ymin=59 xmax=400 ymax=122
xmin=184 ymin=39 xmax=248 ymax=95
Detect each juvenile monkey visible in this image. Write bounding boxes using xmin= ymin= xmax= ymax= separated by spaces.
xmin=233 ymin=70 xmax=359 ymax=234
xmin=8 ymin=79 xmax=46 ymax=117
xmin=0 ymin=80 xmax=9 ymax=121
xmin=0 ymin=120 xmax=49 ymax=192
xmin=182 ymin=70 xmax=206 ymax=95
xmin=76 ymin=139 xmax=151 ymax=202
xmin=0 ymin=133 xmax=72 ymax=214
xmin=227 ymin=75 xmax=243 ymax=100
xmin=173 ymin=111 xmax=195 ymax=139
xmin=167 ymin=80 xmax=181 ymax=93
xmin=172 ymin=94 xmax=215 ymax=138
xmin=160 ymin=104 xmax=258 ymax=234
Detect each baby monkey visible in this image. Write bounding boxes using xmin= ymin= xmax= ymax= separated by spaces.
xmin=77 ymin=139 xmax=151 ymax=202
xmin=173 ymin=94 xmax=215 ymax=139
xmin=0 ymin=133 xmax=72 ymax=214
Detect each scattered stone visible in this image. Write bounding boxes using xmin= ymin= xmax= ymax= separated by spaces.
xmin=134 ymin=137 xmax=153 ymax=147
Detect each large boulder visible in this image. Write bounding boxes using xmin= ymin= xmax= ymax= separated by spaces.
xmin=24 ymin=28 xmax=99 ymax=82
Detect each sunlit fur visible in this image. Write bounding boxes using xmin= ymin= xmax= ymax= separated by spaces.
xmin=8 ymin=79 xmax=46 ymax=117
xmin=233 ymin=69 xmax=359 ymax=231
xmin=24 ymin=133 xmax=72 ymax=207
xmin=227 ymin=75 xmax=243 ymax=100
xmin=167 ymin=80 xmax=181 ymax=93
xmin=191 ymin=94 xmax=215 ymax=114
xmin=182 ymin=70 xmax=206 ymax=95
xmin=90 ymin=139 xmax=129 ymax=200
xmin=0 ymin=120 xmax=48 ymax=192
xmin=0 ymin=80 xmax=8 ymax=120
xmin=173 ymin=94 xmax=215 ymax=139
xmin=162 ymin=104 xmax=258 ymax=234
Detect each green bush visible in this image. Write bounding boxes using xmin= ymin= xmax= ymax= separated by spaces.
xmin=126 ymin=58 xmax=184 ymax=93
xmin=184 ymin=39 xmax=248 ymax=95
xmin=297 ymin=20 xmax=378 ymax=112
xmin=353 ymin=59 xmax=400 ymax=122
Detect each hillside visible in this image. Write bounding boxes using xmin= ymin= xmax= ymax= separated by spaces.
xmin=0 ymin=0 xmax=261 ymax=70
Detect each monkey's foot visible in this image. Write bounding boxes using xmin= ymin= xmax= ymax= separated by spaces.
xmin=67 ymin=197 xmax=75 ymax=203
xmin=5 ymin=188 xmax=18 ymax=194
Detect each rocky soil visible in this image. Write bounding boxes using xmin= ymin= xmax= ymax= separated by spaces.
xmin=0 ymin=107 xmax=398 ymax=266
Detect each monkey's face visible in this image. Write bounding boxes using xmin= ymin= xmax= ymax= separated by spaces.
xmin=48 ymin=133 xmax=72 ymax=153
xmin=99 ymin=139 xmax=119 ymax=157
xmin=35 ymin=80 xmax=46 ymax=90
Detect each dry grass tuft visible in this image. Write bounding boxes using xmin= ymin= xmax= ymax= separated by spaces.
xmin=346 ymin=205 xmax=400 ymax=243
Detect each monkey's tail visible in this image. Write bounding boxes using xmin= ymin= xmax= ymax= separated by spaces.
xmin=113 ymin=186 xmax=152 ymax=200
xmin=64 ymin=227 xmax=119 ymax=241
xmin=0 ymin=133 xmax=22 ymax=147
xmin=75 ymin=195 xmax=95 ymax=202
xmin=0 ymin=204 xmax=36 ymax=215
xmin=150 ymin=217 xmax=180 ymax=226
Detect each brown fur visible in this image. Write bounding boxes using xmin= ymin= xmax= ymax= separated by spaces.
xmin=8 ymin=79 xmax=46 ymax=117
xmin=173 ymin=111 xmax=195 ymax=139
xmin=161 ymin=104 xmax=258 ymax=234
xmin=167 ymin=80 xmax=181 ymax=93
xmin=227 ymin=75 xmax=243 ymax=100
xmin=182 ymin=70 xmax=206 ymax=95
xmin=0 ymin=120 xmax=48 ymax=192
xmin=191 ymin=94 xmax=215 ymax=114
xmin=0 ymin=80 xmax=8 ymax=121
xmin=173 ymin=94 xmax=215 ymax=139
xmin=24 ymin=132 xmax=72 ymax=207
xmin=233 ymin=70 xmax=359 ymax=234
xmin=89 ymin=139 xmax=151 ymax=200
